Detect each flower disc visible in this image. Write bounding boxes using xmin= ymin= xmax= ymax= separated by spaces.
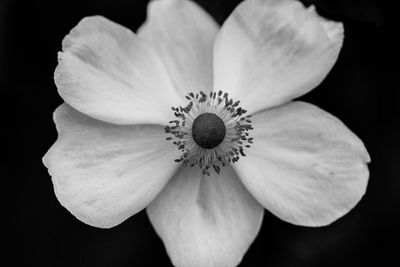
xmin=192 ymin=113 xmax=226 ymax=149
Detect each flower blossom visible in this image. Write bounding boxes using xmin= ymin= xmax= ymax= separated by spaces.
xmin=43 ymin=0 xmax=370 ymax=266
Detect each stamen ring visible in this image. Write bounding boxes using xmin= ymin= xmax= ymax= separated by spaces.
xmin=165 ymin=90 xmax=254 ymax=176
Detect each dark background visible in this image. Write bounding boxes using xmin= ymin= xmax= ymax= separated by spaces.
xmin=4 ymin=0 xmax=399 ymax=266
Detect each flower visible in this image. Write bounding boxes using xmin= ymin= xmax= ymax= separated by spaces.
xmin=43 ymin=0 xmax=370 ymax=266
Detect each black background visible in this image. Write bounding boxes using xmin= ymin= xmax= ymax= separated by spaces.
xmin=4 ymin=0 xmax=399 ymax=266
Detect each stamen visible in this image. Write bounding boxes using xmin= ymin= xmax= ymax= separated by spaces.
xmin=165 ymin=90 xmax=254 ymax=176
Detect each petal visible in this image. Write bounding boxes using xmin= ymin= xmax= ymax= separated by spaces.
xmin=213 ymin=0 xmax=344 ymax=114
xmin=56 ymin=16 xmax=183 ymax=125
xmin=43 ymin=104 xmax=180 ymax=228
xmin=233 ymin=102 xmax=370 ymax=227
xmin=147 ymin=165 xmax=263 ymax=267
xmin=138 ymin=0 xmax=219 ymax=95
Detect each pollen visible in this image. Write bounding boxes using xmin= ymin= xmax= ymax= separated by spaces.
xmin=165 ymin=90 xmax=254 ymax=176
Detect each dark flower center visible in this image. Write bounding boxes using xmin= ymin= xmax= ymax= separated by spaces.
xmin=165 ymin=90 xmax=254 ymax=175
xmin=192 ymin=113 xmax=226 ymax=149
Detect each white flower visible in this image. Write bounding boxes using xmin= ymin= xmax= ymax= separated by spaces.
xmin=43 ymin=0 xmax=370 ymax=266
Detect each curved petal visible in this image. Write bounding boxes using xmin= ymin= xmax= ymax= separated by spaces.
xmin=138 ymin=0 xmax=219 ymax=95
xmin=233 ymin=102 xmax=370 ymax=227
xmin=55 ymin=16 xmax=183 ymax=125
xmin=213 ymin=0 xmax=344 ymax=114
xmin=147 ymin=165 xmax=263 ymax=267
xmin=43 ymin=104 xmax=180 ymax=228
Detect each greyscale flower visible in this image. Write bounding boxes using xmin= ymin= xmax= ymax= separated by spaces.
xmin=43 ymin=0 xmax=370 ymax=266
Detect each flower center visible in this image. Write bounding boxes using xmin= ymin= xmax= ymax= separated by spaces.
xmin=165 ymin=90 xmax=254 ymax=176
xmin=192 ymin=113 xmax=226 ymax=149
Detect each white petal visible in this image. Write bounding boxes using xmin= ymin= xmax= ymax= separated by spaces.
xmin=138 ymin=0 xmax=219 ymax=94
xmin=234 ymin=102 xmax=370 ymax=227
xmin=43 ymin=104 xmax=180 ymax=228
xmin=56 ymin=16 xmax=183 ymax=125
xmin=213 ymin=0 xmax=344 ymax=114
xmin=147 ymin=165 xmax=263 ymax=267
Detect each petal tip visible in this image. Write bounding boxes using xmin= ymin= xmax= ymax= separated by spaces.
xmin=359 ymin=141 xmax=371 ymax=164
xmin=306 ymin=4 xmax=344 ymax=43
xmin=44 ymin=148 xmax=118 ymax=229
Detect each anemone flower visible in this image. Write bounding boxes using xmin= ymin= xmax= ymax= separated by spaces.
xmin=43 ymin=0 xmax=370 ymax=266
